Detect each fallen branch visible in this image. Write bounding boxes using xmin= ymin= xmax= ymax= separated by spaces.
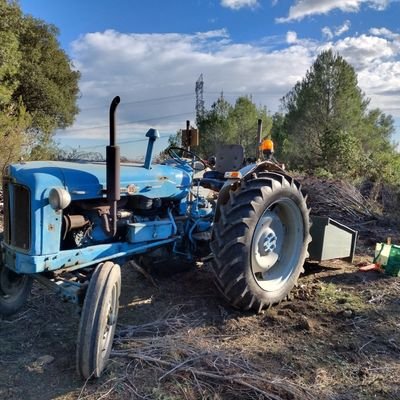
xmin=112 ymin=351 xmax=314 ymax=400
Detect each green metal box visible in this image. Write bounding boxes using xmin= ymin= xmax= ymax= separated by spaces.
xmin=308 ymin=216 xmax=358 ymax=263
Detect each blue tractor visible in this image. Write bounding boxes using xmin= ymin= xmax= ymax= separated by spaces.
xmin=0 ymin=97 xmax=354 ymax=379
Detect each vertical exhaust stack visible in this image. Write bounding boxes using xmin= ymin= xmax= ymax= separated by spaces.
xmin=257 ymin=118 xmax=263 ymax=160
xmin=107 ymin=96 xmax=121 ymax=237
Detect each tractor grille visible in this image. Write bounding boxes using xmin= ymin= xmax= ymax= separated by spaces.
xmin=2 ymin=181 xmax=31 ymax=251
xmin=3 ymin=181 xmax=10 ymax=244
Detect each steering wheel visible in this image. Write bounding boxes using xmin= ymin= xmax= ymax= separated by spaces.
xmin=167 ymin=147 xmax=207 ymax=169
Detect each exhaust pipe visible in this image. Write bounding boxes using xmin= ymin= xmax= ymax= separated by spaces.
xmin=107 ymin=96 xmax=121 ymax=237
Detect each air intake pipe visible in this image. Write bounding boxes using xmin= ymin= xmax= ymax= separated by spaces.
xmin=107 ymin=96 xmax=121 ymax=237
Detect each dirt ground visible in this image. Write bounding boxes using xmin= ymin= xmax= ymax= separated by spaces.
xmin=1 ymin=222 xmax=400 ymax=399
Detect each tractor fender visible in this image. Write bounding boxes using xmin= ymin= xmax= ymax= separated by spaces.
xmin=214 ymin=161 xmax=286 ymax=222
xmin=240 ymin=160 xmax=286 ymax=180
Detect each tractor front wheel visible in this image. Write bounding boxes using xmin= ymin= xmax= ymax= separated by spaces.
xmin=0 ymin=263 xmax=32 ymax=317
xmin=76 ymin=261 xmax=121 ymax=379
xmin=211 ymin=172 xmax=311 ymax=312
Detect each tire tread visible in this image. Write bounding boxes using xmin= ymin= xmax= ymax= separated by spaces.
xmin=211 ymin=172 xmax=311 ymax=312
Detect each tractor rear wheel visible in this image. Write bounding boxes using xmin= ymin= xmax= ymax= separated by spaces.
xmin=76 ymin=261 xmax=121 ymax=379
xmin=0 ymin=263 xmax=32 ymax=317
xmin=211 ymin=171 xmax=311 ymax=312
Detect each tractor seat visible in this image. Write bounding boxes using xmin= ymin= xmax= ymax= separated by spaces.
xmin=197 ymin=145 xmax=244 ymax=191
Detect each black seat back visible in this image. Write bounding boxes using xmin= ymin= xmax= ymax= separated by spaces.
xmin=215 ymin=144 xmax=244 ymax=173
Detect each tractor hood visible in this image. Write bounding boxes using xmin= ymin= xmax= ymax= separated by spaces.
xmin=6 ymin=161 xmax=192 ymax=201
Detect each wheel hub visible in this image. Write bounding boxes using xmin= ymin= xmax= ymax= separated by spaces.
xmin=252 ymin=213 xmax=283 ymax=274
xmin=251 ymin=198 xmax=304 ymax=292
xmin=263 ymin=231 xmax=277 ymax=254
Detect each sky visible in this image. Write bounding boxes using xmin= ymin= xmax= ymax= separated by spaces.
xmin=19 ymin=0 xmax=400 ymax=158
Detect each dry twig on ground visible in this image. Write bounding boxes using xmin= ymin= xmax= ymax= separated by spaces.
xmin=77 ymin=307 xmax=317 ymax=399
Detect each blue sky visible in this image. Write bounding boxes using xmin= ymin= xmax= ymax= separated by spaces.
xmin=19 ymin=0 xmax=400 ymax=158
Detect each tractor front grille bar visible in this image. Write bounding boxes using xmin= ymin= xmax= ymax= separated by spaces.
xmin=2 ymin=181 xmax=31 ymax=251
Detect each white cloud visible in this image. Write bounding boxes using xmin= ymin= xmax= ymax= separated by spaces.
xmin=332 ymin=34 xmax=395 ymax=67
xmin=60 ymin=28 xmax=400 ymax=155
xmin=64 ymin=29 xmax=313 ymax=149
xmin=335 ymin=20 xmax=351 ymax=36
xmin=194 ymin=29 xmax=230 ymax=40
xmin=286 ymin=31 xmax=298 ymax=44
xmin=277 ymin=0 xmax=391 ymax=22
xmin=323 ymin=32 xmax=400 ymax=115
xmin=322 ymin=27 xmax=334 ymax=40
xmin=369 ymin=27 xmax=400 ymax=40
xmin=220 ymin=0 xmax=259 ymax=10
xmin=322 ymin=20 xmax=351 ymax=39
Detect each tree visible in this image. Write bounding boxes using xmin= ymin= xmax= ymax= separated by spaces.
xmin=360 ymin=109 xmax=395 ymax=155
xmin=197 ymin=94 xmax=234 ymax=157
xmin=0 ymin=0 xmax=80 ymax=167
xmin=0 ymin=101 xmax=31 ymax=174
xmin=0 ymin=30 xmax=20 ymax=105
xmin=280 ymin=49 xmax=396 ymax=178
xmin=282 ymin=50 xmax=367 ymax=174
xmin=357 ymin=109 xmax=399 ymax=184
xmin=230 ymin=96 xmax=272 ymax=158
xmin=56 ymin=147 xmax=104 ymax=162
xmin=0 ymin=1 xmax=22 ymax=106
xmin=196 ymin=94 xmax=272 ymax=159
xmin=270 ymin=112 xmax=287 ymax=159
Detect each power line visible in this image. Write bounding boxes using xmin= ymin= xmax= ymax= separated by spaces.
xmin=77 ymin=134 xmax=172 ymax=150
xmin=80 ymin=93 xmax=194 ymax=111
xmin=79 ymin=90 xmax=275 ymax=112
xmin=62 ymin=110 xmax=195 ymax=133
xmin=206 ymin=91 xmax=278 ymax=97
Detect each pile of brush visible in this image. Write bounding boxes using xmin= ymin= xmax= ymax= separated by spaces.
xmin=298 ymin=176 xmax=400 ymax=244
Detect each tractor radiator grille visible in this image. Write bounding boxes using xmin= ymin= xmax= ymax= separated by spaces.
xmin=2 ymin=181 xmax=31 ymax=251
xmin=3 ymin=181 xmax=10 ymax=244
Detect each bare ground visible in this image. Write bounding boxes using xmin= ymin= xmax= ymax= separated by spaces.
xmin=1 ymin=242 xmax=399 ymax=400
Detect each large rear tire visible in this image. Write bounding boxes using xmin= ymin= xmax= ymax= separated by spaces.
xmin=76 ymin=261 xmax=121 ymax=379
xmin=211 ymin=171 xmax=311 ymax=312
xmin=0 ymin=263 xmax=32 ymax=317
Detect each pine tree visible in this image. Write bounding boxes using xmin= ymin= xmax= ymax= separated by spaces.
xmin=281 ymin=50 xmax=397 ymax=179
xmin=282 ymin=50 xmax=368 ymax=174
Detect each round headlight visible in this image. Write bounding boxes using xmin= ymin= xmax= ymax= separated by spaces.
xmin=49 ymin=188 xmax=71 ymax=210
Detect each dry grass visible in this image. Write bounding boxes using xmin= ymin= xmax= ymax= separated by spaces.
xmin=1 ymin=257 xmax=400 ymax=400
xmin=77 ymin=306 xmax=316 ymax=400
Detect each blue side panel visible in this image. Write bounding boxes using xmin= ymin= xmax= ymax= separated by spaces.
xmin=7 ymin=161 xmax=192 ymax=257
xmin=40 ymin=204 xmax=63 ymax=255
xmin=10 ymin=161 xmax=192 ymax=201
xmin=2 ymin=238 xmax=177 ymax=274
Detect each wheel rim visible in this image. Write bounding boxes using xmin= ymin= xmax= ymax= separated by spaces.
xmin=100 ymin=282 xmax=118 ymax=362
xmin=0 ymin=267 xmax=27 ymax=299
xmin=251 ymin=197 xmax=304 ymax=292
